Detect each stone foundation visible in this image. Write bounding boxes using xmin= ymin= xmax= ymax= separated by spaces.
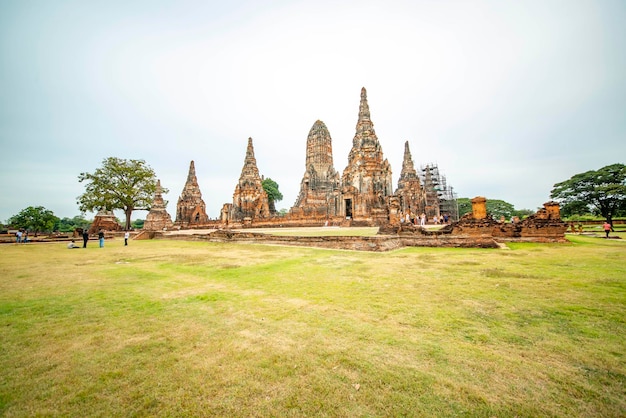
xmin=152 ymin=229 xmax=500 ymax=251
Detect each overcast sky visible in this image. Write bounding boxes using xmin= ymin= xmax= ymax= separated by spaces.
xmin=1 ymin=0 xmax=625 ymax=223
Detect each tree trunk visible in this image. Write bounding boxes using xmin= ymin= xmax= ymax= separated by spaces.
xmin=125 ymin=208 xmax=133 ymax=230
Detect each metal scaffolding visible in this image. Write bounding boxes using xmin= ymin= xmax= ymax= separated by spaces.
xmin=419 ymin=164 xmax=459 ymax=221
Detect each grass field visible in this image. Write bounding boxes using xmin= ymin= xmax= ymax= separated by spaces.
xmin=1 ymin=235 xmax=625 ymax=417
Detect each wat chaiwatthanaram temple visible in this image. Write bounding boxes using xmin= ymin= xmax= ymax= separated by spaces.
xmin=143 ymin=87 xmax=458 ymax=231
xmin=128 ymin=87 xmax=567 ymax=249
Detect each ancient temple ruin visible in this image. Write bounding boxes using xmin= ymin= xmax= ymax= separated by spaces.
xmin=174 ymin=160 xmax=209 ymax=228
xmin=340 ymin=87 xmax=394 ymax=225
xmin=395 ymin=141 xmax=426 ymax=220
xmin=89 ymin=209 xmax=122 ymax=234
xmin=158 ymin=196 xmax=566 ymax=250
xmin=222 ymin=137 xmax=270 ymax=225
xmin=140 ymin=86 xmax=567 ymax=244
xmin=290 ymin=120 xmax=341 ymax=220
xmin=148 ymin=87 xmax=457 ymax=230
xmin=443 ymin=198 xmax=567 ymax=241
xmin=144 ymin=179 xmax=173 ymax=231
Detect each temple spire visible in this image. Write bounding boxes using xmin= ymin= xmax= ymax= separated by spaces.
xmin=238 ymin=137 xmax=261 ymax=181
xmin=342 ymin=87 xmax=393 ymax=201
xmin=358 ymin=87 xmax=371 ymax=122
xmin=231 ymin=137 xmax=270 ymax=220
xmin=175 ymin=160 xmax=208 ymax=225
xmin=155 ymin=179 xmax=163 ymax=199
xmin=187 ymin=160 xmax=197 ymax=184
xmin=352 ymin=87 xmax=377 ymax=148
xmin=401 ymin=141 xmax=417 ymax=178
xmin=396 ymin=141 xmax=422 ymax=196
xmin=246 ymin=137 xmax=255 ymax=161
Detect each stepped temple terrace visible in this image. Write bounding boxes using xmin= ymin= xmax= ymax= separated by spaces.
xmin=113 ymin=87 xmax=566 ymax=249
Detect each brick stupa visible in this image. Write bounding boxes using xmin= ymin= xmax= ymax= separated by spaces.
xmin=230 ymin=138 xmax=270 ymax=222
xmin=175 ymin=160 xmax=209 ymax=227
xmin=89 ymin=209 xmax=121 ymax=234
xmin=144 ymin=179 xmax=173 ymax=231
xmin=395 ymin=141 xmax=426 ymax=219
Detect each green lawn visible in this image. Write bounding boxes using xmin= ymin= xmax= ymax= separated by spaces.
xmin=1 ymin=235 xmax=625 ymax=417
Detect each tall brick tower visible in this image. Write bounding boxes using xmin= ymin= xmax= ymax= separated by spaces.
xmin=291 ymin=120 xmax=341 ymax=218
xmin=340 ymin=87 xmax=393 ymax=223
xmin=175 ymin=160 xmax=209 ymax=226
xmin=230 ymin=138 xmax=270 ymax=221
xmin=395 ymin=141 xmax=426 ymax=219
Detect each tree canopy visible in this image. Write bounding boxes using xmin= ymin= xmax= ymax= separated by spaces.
xmin=550 ymin=163 xmax=626 ymax=224
xmin=54 ymin=216 xmax=91 ymax=233
xmin=457 ymin=198 xmax=472 ymax=217
xmin=8 ymin=206 xmax=59 ymax=235
xmin=77 ymin=157 xmax=161 ymax=230
xmin=262 ymin=178 xmax=283 ymax=214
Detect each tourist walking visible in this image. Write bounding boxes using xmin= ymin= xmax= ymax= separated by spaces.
xmin=98 ymin=229 xmax=105 ymax=248
xmin=124 ymin=231 xmax=129 ymax=246
xmin=82 ymin=229 xmax=89 ymax=248
xmin=603 ymin=221 xmax=611 ymax=238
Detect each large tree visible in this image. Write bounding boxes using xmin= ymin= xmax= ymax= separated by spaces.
xmin=8 ymin=206 xmax=59 ymax=235
xmin=78 ymin=157 xmax=160 ymax=230
xmin=550 ymin=163 xmax=626 ymax=225
xmin=262 ymin=178 xmax=283 ymax=214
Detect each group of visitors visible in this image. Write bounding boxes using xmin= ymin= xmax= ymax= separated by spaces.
xmin=14 ymin=230 xmax=28 ymax=243
xmin=400 ymin=212 xmax=450 ymax=226
xmin=13 ymin=226 xmax=135 ymax=248
xmin=67 ymin=229 xmax=131 ymax=248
